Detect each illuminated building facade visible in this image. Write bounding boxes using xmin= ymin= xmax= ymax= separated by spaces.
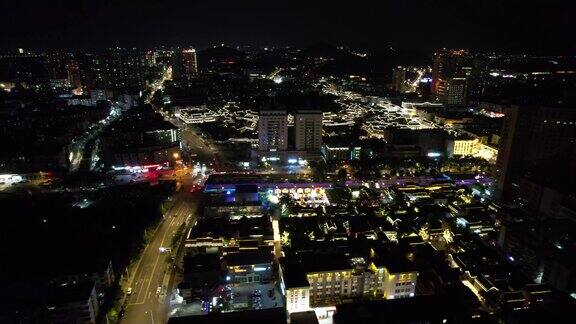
xmin=444 ymin=77 xmax=467 ymax=106
xmin=100 ymin=107 xmax=182 ymax=166
xmin=431 ymin=49 xmax=469 ymax=103
xmin=75 ymin=49 xmax=145 ymax=93
xmin=102 ymin=48 xmax=145 ymax=92
xmin=382 ymin=268 xmax=417 ymax=299
xmin=258 ymin=110 xmax=288 ymax=151
xmin=182 ymin=49 xmax=198 ymax=77
xmin=66 ymin=59 xmax=82 ymax=89
xmin=224 ymin=251 xmax=274 ymax=285
xmin=172 ymin=48 xmax=198 ymax=84
xmin=475 ymin=143 xmax=498 ymax=162
xmin=322 ymin=145 xmax=361 ymax=161
xmin=392 ymin=66 xmax=407 ymax=92
xmin=285 ymin=285 xmax=310 ymax=314
xmin=294 ymin=110 xmax=322 ymax=151
xmin=281 ymin=253 xmax=418 ymax=315
xmin=450 ymin=137 xmax=479 ymax=156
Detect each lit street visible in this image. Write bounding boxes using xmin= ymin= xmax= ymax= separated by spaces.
xmin=120 ymin=175 xmax=202 ymax=324
xmin=2 ymin=4 xmax=574 ymax=323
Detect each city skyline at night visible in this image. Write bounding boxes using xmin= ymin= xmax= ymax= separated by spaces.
xmin=1 ymin=2 xmax=575 ymax=324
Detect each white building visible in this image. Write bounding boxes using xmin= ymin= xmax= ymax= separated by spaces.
xmin=281 ymin=252 xmax=418 ymax=315
xmin=381 ymin=268 xmax=418 ymax=299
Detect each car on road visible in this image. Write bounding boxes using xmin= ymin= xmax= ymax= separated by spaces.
xmin=126 ymin=287 xmax=132 ymax=295
xmin=156 ymin=286 xmax=162 ymax=295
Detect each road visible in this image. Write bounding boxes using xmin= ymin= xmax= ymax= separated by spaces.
xmin=170 ymin=117 xmax=214 ymax=158
xmin=145 ymin=66 xmax=172 ymax=105
xmin=120 ymin=175 xmax=202 ymax=324
xmin=69 ymin=104 xmax=122 ymax=172
xmin=166 ymin=116 xmax=230 ymax=171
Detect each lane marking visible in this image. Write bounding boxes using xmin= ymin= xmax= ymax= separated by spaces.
xmin=133 ymin=200 xmax=186 ymax=303
xmin=127 ymin=213 xmax=165 ymax=302
xmin=142 ymin=202 xmax=182 ymax=303
xmin=134 ymin=265 xmax=152 ymax=302
xmin=129 ymin=198 xmax=193 ymax=308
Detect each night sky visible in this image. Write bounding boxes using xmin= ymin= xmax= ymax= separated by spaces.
xmin=1 ymin=0 xmax=574 ymax=52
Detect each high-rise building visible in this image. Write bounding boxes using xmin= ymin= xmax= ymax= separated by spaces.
xmin=172 ymin=48 xmax=198 ymax=84
xmin=392 ymin=66 xmax=407 ymax=92
xmin=77 ymin=53 xmax=106 ymax=91
xmin=75 ymin=49 xmax=145 ymax=93
xmin=66 ymin=59 xmax=82 ymax=89
xmin=443 ymin=77 xmax=467 ymax=106
xmin=103 ymin=48 xmax=145 ymax=92
xmin=0 ymin=51 xmax=51 ymax=86
xmin=294 ymin=110 xmax=322 ymax=151
xmin=182 ymin=49 xmax=198 ymax=77
xmin=100 ymin=107 xmax=182 ymax=166
xmin=495 ymin=104 xmax=576 ymax=203
xmin=45 ymin=281 xmax=100 ymax=324
xmin=467 ymin=56 xmax=490 ymax=100
xmin=258 ymin=110 xmax=288 ymax=151
xmin=431 ymin=49 xmax=469 ymax=100
xmin=144 ymin=50 xmax=157 ymax=67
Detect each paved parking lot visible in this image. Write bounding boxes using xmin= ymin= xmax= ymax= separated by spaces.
xmin=230 ymin=282 xmax=283 ymax=310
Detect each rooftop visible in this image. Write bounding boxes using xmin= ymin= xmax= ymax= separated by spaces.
xmin=290 ymin=311 xmax=320 ymax=324
xmin=280 ymin=259 xmax=310 ymax=289
xmin=45 ymin=281 xmax=95 ymax=306
xmin=224 ymin=250 xmax=273 ymax=267
xmin=168 ymin=307 xmax=286 ymax=324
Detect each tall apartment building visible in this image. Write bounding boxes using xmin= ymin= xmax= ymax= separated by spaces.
xmin=432 ymin=49 xmax=470 ymax=104
xmin=66 ymin=59 xmax=82 ymax=89
xmin=45 ymin=281 xmax=100 ymax=324
xmin=258 ymin=110 xmax=288 ymax=151
xmin=495 ymin=104 xmax=576 ymax=204
xmin=172 ymin=48 xmax=198 ymax=84
xmin=444 ymin=77 xmax=467 ymax=106
xmin=75 ymin=49 xmax=145 ymax=93
xmin=103 ymin=48 xmax=145 ymax=92
xmin=182 ymin=49 xmax=198 ymax=76
xmin=392 ymin=66 xmax=407 ymax=92
xmin=294 ymin=110 xmax=322 ymax=151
